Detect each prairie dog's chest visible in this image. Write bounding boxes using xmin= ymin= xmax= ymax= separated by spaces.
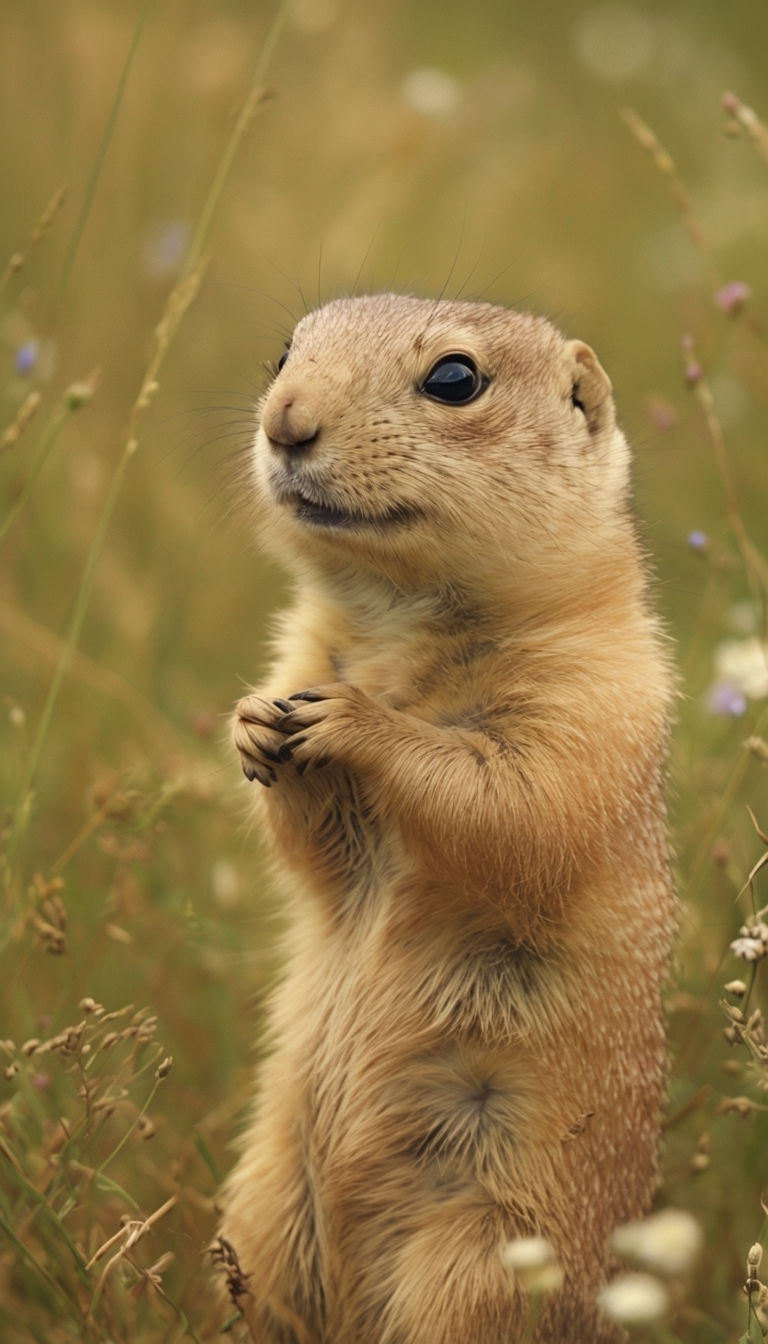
xmin=329 ymin=622 xmax=493 ymax=716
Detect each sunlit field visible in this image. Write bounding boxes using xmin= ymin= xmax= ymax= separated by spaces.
xmin=2 ymin=2 xmax=768 ymax=1340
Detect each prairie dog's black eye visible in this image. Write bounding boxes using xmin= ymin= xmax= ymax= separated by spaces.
xmin=276 ymin=350 xmax=290 ymax=373
xmin=421 ymin=355 xmax=485 ymax=405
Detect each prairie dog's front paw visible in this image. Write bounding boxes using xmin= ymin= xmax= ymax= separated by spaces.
xmin=233 ymin=694 xmax=296 ymax=787
xmin=273 ymin=684 xmax=369 ymax=772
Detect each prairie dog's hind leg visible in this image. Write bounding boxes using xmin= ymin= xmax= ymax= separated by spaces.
xmin=218 ymin=1105 xmax=324 ymax=1344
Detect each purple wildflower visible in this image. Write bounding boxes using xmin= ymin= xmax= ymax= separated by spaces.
xmin=15 ymin=340 xmax=39 ymax=375
xmin=681 ymin=334 xmax=702 ymax=385
xmin=646 ymin=398 xmax=678 ymax=433
xmin=142 ymin=220 xmax=189 ymax=279
xmin=707 ymin=683 xmax=748 ymax=717
xmin=714 ymin=281 xmax=751 ymax=316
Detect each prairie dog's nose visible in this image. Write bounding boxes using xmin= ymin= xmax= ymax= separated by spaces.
xmin=262 ymin=390 xmax=319 ymax=452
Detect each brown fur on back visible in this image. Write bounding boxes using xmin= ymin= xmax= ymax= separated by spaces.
xmin=219 ymin=294 xmax=676 ymax=1343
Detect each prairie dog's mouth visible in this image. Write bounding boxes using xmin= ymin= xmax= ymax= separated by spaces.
xmin=275 ymin=482 xmax=421 ymax=530
xmin=292 ymin=492 xmax=367 ymax=529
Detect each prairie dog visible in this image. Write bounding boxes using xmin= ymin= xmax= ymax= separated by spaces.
xmin=220 ymin=293 xmax=675 ymax=1343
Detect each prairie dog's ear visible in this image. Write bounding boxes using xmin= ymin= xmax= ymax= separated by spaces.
xmin=565 ymin=340 xmax=614 ymax=436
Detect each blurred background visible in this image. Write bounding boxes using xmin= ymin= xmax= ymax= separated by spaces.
xmin=2 ymin=1 xmax=768 ymax=1339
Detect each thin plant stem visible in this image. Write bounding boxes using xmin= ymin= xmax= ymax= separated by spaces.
xmin=0 ymin=185 xmax=67 ymax=298
xmin=5 ymin=438 xmax=135 ymax=882
xmin=0 ymin=396 xmax=82 ymax=546
xmin=52 ymin=0 xmax=153 ymax=322
xmin=95 ymin=1070 xmax=165 ymax=1178
xmin=723 ymin=92 xmax=768 ymax=166
xmin=184 ymin=0 xmax=292 ymax=276
xmin=621 ymin=107 xmax=717 ymax=286
xmin=691 ymin=366 xmax=768 ymax=627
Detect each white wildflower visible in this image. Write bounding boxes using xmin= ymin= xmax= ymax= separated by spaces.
xmin=731 ymin=921 xmax=768 ymax=962
xmin=501 ymin=1236 xmax=563 ymax=1294
xmin=611 ymin=1208 xmax=702 ymax=1275
xmin=731 ymin=937 xmax=765 ymax=962
xmin=401 ymin=68 xmax=462 ymax=118
xmin=599 ymin=1272 xmax=669 ymax=1324
xmin=713 ymin=637 xmax=768 ymax=700
xmin=501 ymin=1236 xmax=554 ymax=1272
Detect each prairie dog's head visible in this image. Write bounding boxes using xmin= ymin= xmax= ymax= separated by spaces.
xmin=252 ymin=293 xmax=631 ymax=592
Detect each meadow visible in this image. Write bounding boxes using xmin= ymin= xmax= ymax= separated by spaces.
xmin=1 ymin=1 xmax=768 ymax=1340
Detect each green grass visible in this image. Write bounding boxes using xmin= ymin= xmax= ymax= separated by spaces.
xmin=2 ymin=2 xmax=768 ymax=1339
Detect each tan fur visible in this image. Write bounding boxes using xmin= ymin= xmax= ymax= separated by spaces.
xmin=219 ymin=294 xmax=676 ymax=1343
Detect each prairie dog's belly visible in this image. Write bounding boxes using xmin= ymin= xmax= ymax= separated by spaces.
xmin=281 ymin=903 xmax=583 ymax=1181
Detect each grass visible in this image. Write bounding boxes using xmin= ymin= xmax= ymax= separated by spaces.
xmin=1 ymin=2 xmax=768 ymax=1340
